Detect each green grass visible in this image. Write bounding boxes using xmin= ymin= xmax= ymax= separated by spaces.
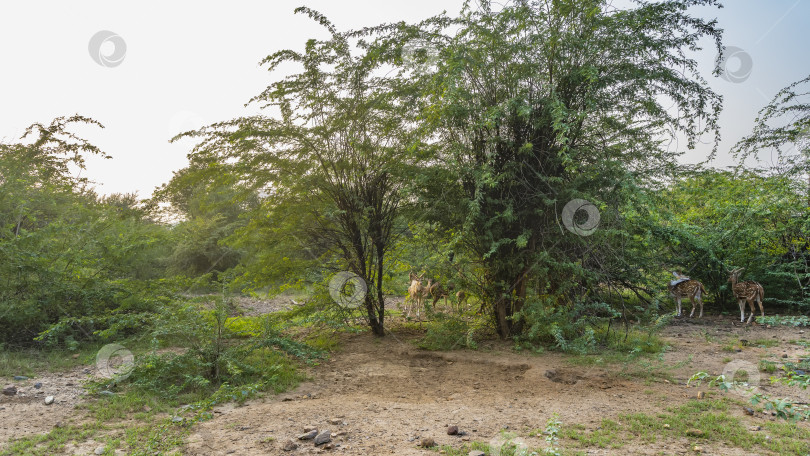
xmin=561 ymin=398 xmax=810 ymax=455
xmin=0 ymin=346 xmax=97 ymax=379
xmin=1 ymin=340 xmax=307 ymax=455
xmin=752 ymin=338 xmax=780 ymax=348
xmin=759 ymin=359 xmax=778 ymax=374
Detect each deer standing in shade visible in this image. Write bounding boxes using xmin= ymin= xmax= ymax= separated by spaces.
xmin=728 ymin=268 xmax=764 ymax=324
xmin=668 ymin=271 xmax=707 ymax=318
xmin=455 ymin=290 xmax=469 ymax=312
xmin=426 ymin=279 xmax=451 ymax=311
xmin=405 ymin=272 xmax=425 ymax=319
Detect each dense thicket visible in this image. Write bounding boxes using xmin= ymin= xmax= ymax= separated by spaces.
xmin=3 ymin=1 xmax=810 ymax=349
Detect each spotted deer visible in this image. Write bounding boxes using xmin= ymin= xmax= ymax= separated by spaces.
xmin=728 ymin=268 xmax=764 ymax=324
xmin=426 ymin=279 xmax=450 ymax=310
xmin=404 ymin=272 xmax=425 ymax=319
xmin=455 ymin=290 xmax=469 ymax=312
xmin=668 ymin=271 xmax=707 ymax=318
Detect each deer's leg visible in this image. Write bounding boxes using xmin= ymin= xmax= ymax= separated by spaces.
xmin=698 ymin=297 xmax=703 ymax=318
xmin=739 ymin=299 xmax=745 ymax=323
xmin=675 ymin=297 xmax=682 ymax=317
xmin=689 ymin=297 xmax=696 ymax=318
xmin=747 ymin=299 xmax=755 ymax=324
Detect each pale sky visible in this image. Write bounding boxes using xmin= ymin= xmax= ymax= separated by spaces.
xmin=1 ymin=1 xmax=808 ymax=198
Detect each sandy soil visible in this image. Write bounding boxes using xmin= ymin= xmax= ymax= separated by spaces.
xmin=0 ymin=366 xmax=93 ymax=444
xmin=183 ymin=316 xmax=810 ymax=456
xmin=2 ymin=311 xmax=809 ymax=455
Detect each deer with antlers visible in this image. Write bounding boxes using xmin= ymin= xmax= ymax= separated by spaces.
xmin=728 ymin=268 xmax=764 ymax=324
xmin=668 ymin=271 xmax=707 ymax=318
xmin=404 ymin=272 xmax=426 ymax=319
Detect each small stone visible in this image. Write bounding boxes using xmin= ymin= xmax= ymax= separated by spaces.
xmin=298 ymin=429 xmax=318 ymax=440
xmin=94 ymin=446 xmax=105 ymax=455
xmin=750 ymin=425 xmax=761 ymax=431
xmin=663 ymin=423 xmax=670 ymax=429
xmin=323 ymin=443 xmax=334 ymax=449
xmin=99 ymin=391 xmax=115 ymax=396
xmin=13 ymin=376 xmax=28 ymax=381
xmin=447 ymin=425 xmax=459 ymax=435
xmin=2 ymin=386 xmax=17 ymax=396
xmin=420 ymin=437 xmax=436 ymax=448
xmin=328 ymin=418 xmax=342 ymax=425
xmin=45 ymin=396 xmax=55 ymax=405
xmin=171 ymin=416 xmax=183 ymax=423
xmin=314 ymin=430 xmax=331 ymax=445
xmin=735 ymin=348 xmax=742 ymax=353
xmin=782 ymin=354 xmax=788 ymax=358
xmin=693 ymin=445 xmax=702 ymax=452
xmin=696 ymin=391 xmax=705 ymax=399
xmin=744 ymin=407 xmax=755 ymax=416
xmin=34 ymin=383 xmax=42 ymax=389
xmin=282 ymin=439 xmax=299 ymax=451
xmin=469 ymin=451 xmax=486 ymax=456
xmin=685 ymin=428 xmax=704 ymax=437
xmin=72 ymin=354 xmax=80 ymax=359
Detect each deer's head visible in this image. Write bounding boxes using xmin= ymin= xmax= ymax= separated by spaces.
xmin=727 ymin=268 xmax=744 ymax=282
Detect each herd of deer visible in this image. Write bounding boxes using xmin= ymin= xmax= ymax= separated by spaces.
xmin=404 ymin=272 xmax=469 ymax=319
xmin=668 ymin=268 xmax=765 ymax=324
xmin=402 ymin=268 xmax=765 ymax=324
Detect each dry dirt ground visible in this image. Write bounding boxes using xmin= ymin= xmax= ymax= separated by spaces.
xmin=2 ymin=314 xmax=809 ymax=455
xmin=183 ymin=316 xmax=810 ymax=456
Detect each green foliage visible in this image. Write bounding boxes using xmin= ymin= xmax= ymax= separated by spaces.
xmin=759 ymin=315 xmax=810 ymax=327
xmin=418 ymin=314 xmax=484 ymax=350
xmin=125 ymin=293 xmax=318 ymax=398
xmin=518 ymin=298 xmax=620 ymax=354
xmin=416 ymin=0 xmax=724 ymax=337
xmin=542 ymin=414 xmax=563 ymax=456
xmin=0 ymin=118 xmax=173 ymax=346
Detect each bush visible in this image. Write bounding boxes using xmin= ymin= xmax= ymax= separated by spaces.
xmin=418 ymin=314 xmax=483 ymax=350
xmin=125 ymin=297 xmax=321 ymax=398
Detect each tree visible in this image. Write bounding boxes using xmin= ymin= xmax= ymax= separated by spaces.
xmin=733 ymin=73 xmax=810 ymax=310
xmin=735 ymin=74 xmax=810 ymax=204
xmin=180 ymin=8 xmax=427 ymax=335
xmin=421 ymin=0 xmax=724 ymax=337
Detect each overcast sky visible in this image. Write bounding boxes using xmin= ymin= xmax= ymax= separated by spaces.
xmin=1 ymin=1 xmax=808 ymax=198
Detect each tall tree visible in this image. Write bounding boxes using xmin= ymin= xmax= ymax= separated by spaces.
xmin=734 ymin=74 xmax=810 ymax=204
xmin=181 ymin=8 xmax=426 ymax=335
xmin=422 ymin=0 xmax=724 ymax=337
